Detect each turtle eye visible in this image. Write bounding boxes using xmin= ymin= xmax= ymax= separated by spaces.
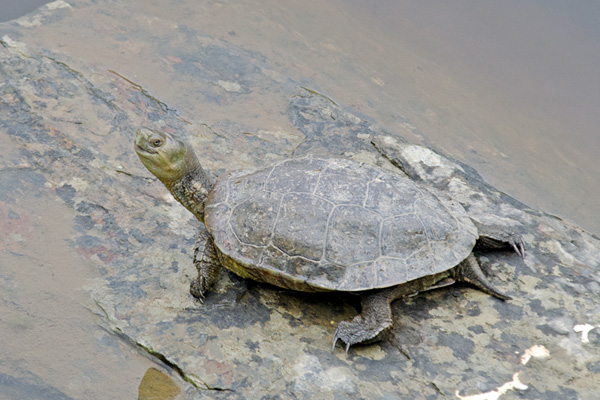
xmin=151 ymin=138 xmax=163 ymax=147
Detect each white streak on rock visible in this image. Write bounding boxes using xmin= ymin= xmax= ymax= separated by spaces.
xmin=520 ymin=344 xmax=550 ymax=365
xmin=574 ymin=324 xmax=596 ymax=343
xmin=455 ymin=373 xmax=528 ymax=400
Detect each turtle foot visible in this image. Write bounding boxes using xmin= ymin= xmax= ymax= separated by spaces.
xmin=477 ymin=230 xmax=526 ymax=257
xmin=455 ymin=253 xmax=512 ymax=301
xmin=189 ymin=279 xmax=206 ymax=303
xmin=332 ymin=315 xmax=390 ymax=353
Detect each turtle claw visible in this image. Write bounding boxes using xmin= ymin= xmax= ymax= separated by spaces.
xmin=189 ymin=279 xmax=206 ymax=303
xmin=332 ymin=324 xmax=352 ymax=353
xmin=508 ymin=235 xmax=526 ymax=257
xmin=331 ymin=328 xmax=351 ymax=354
xmin=332 ymin=316 xmax=389 ymax=353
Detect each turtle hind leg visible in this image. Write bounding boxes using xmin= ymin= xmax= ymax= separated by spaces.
xmin=475 ymin=228 xmax=526 ymax=257
xmin=333 ymin=289 xmax=395 ymax=353
xmin=452 ymin=253 xmax=511 ymax=301
xmin=190 ymin=228 xmax=221 ymax=302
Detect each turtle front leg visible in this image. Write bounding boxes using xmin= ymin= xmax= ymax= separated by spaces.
xmin=190 ymin=228 xmax=221 ymax=302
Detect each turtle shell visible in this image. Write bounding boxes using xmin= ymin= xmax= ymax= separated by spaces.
xmin=204 ymin=157 xmax=478 ymax=292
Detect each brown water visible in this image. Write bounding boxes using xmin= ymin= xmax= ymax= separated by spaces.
xmin=2 ymin=0 xmax=599 ymax=399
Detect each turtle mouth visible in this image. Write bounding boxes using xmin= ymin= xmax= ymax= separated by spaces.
xmin=134 ymin=129 xmax=161 ymax=155
xmin=135 ymin=143 xmax=157 ymax=155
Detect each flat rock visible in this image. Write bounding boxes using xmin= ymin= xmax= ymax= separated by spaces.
xmin=1 ymin=1 xmax=599 ymax=399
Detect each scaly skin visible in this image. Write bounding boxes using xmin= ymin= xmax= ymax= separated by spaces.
xmin=134 ymin=128 xmax=213 ymax=222
xmin=190 ymin=229 xmax=221 ymax=302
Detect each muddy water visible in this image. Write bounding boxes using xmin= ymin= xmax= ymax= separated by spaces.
xmin=2 ymin=0 xmax=598 ymax=399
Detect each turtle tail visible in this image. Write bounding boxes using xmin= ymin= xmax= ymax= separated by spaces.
xmin=452 ymin=254 xmax=511 ymax=301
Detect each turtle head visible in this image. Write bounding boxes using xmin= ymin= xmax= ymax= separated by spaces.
xmin=134 ymin=128 xmax=199 ymax=189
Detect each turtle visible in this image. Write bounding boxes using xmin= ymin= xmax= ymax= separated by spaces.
xmin=134 ymin=128 xmax=525 ymax=351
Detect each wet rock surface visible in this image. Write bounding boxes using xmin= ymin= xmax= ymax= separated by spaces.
xmin=1 ymin=1 xmax=599 ymax=399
